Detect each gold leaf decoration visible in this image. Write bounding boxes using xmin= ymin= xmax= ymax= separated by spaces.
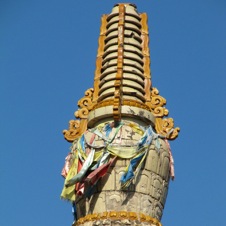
xmin=75 ymin=211 xmax=162 ymax=226
xmin=152 ymin=106 xmax=169 ymax=117
xmin=145 ymin=87 xmax=168 ymax=117
xmin=144 ymin=87 xmax=180 ymax=139
xmin=77 ymin=88 xmax=94 ymax=110
xmin=75 ymin=108 xmax=89 ymax=119
xmin=63 ymin=120 xmax=81 ymax=142
xmin=155 ymin=117 xmax=180 ymax=140
xmin=63 ymin=88 xmax=95 ymax=142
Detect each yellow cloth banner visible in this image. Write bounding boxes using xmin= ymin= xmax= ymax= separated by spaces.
xmin=61 ymin=153 xmax=79 ymax=201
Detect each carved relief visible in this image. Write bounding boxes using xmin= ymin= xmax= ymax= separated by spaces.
xmin=145 ymin=147 xmax=159 ymax=173
xmin=153 ymin=202 xmax=163 ymax=220
xmin=127 ymin=193 xmax=139 ymax=213
xmin=63 ymin=120 xmax=171 ymax=223
xmin=160 ymin=183 xmax=168 ymax=206
xmin=106 ymin=191 xmax=122 ymax=211
xmin=136 ymin=173 xmax=150 ymax=194
xmin=140 ymin=194 xmax=153 ymax=216
xmin=159 ymin=150 xmax=170 ymax=180
xmin=153 ymin=178 xmax=163 ymax=201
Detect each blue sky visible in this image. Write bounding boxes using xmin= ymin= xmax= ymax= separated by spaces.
xmin=0 ymin=0 xmax=225 ymax=225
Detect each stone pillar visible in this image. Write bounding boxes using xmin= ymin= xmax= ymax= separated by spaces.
xmin=71 ymin=118 xmax=170 ymax=226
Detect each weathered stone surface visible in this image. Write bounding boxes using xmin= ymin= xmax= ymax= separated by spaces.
xmin=77 ymin=174 xmax=168 ymax=219
xmin=98 ymin=170 xmax=116 ymax=191
xmin=89 ymin=193 xmax=106 ymax=215
xmin=144 ymin=148 xmax=160 ymax=173
xmin=76 ymin=134 xmax=170 ymax=221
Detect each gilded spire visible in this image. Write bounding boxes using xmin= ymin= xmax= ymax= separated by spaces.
xmin=61 ymin=4 xmax=180 ymax=226
xmin=63 ymin=3 xmax=179 ymax=142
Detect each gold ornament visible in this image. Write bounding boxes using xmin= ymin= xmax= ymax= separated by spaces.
xmin=75 ymin=211 xmax=162 ymax=226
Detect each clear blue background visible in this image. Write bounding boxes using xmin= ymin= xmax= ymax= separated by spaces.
xmin=1 ymin=0 xmax=225 ymax=225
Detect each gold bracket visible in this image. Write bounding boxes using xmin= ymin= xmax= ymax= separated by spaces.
xmin=63 ymin=88 xmax=94 ymax=142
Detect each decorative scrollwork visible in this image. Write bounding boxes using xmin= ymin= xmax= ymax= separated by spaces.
xmin=77 ymin=88 xmax=94 ymax=110
xmin=145 ymin=87 xmax=168 ymax=117
xmin=75 ymin=108 xmax=89 ymax=119
xmin=152 ymin=106 xmax=168 ymax=117
xmin=63 ymin=120 xmax=81 ymax=142
xmin=144 ymin=87 xmax=179 ymax=139
xmin=155 ymin=117 xmax=180 ymax=140
xmin=63 ymin=88 xmax=95 ymax=142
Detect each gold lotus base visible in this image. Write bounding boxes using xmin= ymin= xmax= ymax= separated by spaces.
xmin=75 ymin=211 xmax=162 ymax=226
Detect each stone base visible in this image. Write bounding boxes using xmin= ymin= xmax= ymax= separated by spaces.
xmin=74 ymin=211 xmax=162 ymax=226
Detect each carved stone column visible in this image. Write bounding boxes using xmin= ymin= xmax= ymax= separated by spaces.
xmin=74 ymin=120 xmax=171 ymax=226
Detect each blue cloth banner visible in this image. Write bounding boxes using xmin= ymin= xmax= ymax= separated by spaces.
xmin=120 ymin=152 xmax=145 ymax=184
